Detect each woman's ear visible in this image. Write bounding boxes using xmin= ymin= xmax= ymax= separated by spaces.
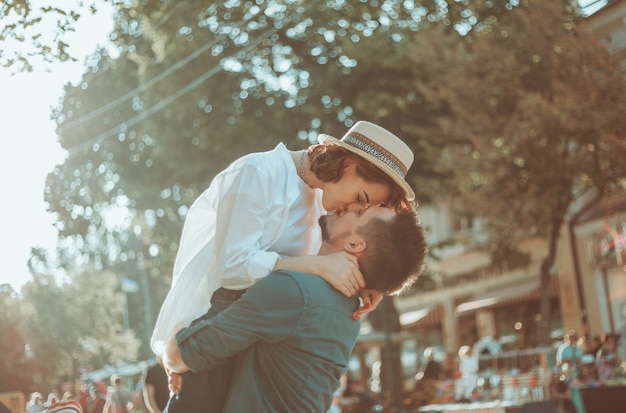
xmin=344 ymin=240 xmax=366 ymax=254
xmin=342 ymin=157 xmax=356 ymax=169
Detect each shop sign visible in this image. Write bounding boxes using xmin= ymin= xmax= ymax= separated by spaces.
xmin=592 ymin=223 xmax=626 ymax=268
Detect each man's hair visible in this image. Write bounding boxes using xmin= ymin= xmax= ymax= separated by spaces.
xmin=356 ymin=208 xmax=427 ymax=294
xmin=308 ymin=143 xmax=412 ymax=211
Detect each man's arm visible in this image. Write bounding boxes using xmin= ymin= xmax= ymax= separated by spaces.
xmin=165 ymin=271 xmax=304 ymax=373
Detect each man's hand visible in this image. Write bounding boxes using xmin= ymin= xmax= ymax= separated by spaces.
xmin=163 ymin=330 xmax=190 ymax=374
xmin=352 ymin=290 xmax=383 ymax=319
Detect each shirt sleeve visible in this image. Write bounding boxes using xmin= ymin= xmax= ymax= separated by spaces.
xmin=176 ymin=272 xmax=303 ymax=372
xmin=210 ymin=159 xmax=283 ymax=285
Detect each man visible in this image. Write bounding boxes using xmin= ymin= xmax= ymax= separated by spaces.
xmin=164 ymin=204 xmax=427 ymax=413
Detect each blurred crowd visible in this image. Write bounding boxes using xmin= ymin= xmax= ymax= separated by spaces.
xmin=23 ymin=361 xmax=168 ymax=413
xmin=555 ymin=329 xmax=623 ymax=385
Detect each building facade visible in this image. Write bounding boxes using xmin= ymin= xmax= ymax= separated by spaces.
xmin=352 ymin=0 xmax=626 ymax=394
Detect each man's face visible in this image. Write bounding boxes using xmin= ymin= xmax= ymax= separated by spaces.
xmin=319 ymin=205 xmax=395 ymax=247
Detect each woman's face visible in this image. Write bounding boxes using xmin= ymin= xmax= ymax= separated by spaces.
xmin=321 ymin=161 xmax=391 ymax=213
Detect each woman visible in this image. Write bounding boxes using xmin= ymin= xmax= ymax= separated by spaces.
xmin=152 ymin=120 xmax=416 ymax=356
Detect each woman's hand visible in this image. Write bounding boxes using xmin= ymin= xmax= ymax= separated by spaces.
xmin=353 ymin=290 xmax=383 ymax=319
xmin=314 ymin=252 xmax=365 ymax=297
xmin=166 ymin=369 xmax=183 ymax=396
xmin=163 ymin=330 xmax=190 ymax=374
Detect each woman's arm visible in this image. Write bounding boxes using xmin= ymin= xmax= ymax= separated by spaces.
xmin=274 ymin=253 xmax=364 ymax=297
xmin=275 ymin=255 xmax=384 ymax=316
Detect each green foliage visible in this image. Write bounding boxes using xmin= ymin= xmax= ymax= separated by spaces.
xmin=0 ymin=1 xmax=106 ymax=72
xmin=0 ymin=287 xmax=33 ymax=394
xmin=405 ymin=0 xmax=626 ymax=344
xmin=17 ymin=271 xmax=140 ymax=390
xmin=47 ymin=1 xmax=512 ymax=301
xmin=416 ymin=0 xmax=626 ymax=253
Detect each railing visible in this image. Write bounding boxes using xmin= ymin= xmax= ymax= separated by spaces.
xmin=477 ymin=347 xmax=553 ymax=373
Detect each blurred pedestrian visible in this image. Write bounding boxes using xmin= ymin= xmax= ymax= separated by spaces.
xmin=341 ymin=378 xmax=374 ymax=413
xmin=588 ymin=335 xmax=603 ymax=356
xmin=556 ymin=329 xmax=583 ymax=379
xmin=596 ymin=332 xmax=621 ymax=383
xmin=77 ymin=384 xmax=90 ymax=412
xmin=412 ymin=347 xmax=443 ymax=407
xmin=142 ymin=358 xmax=169 ymax=413
xmin=596 ymin=332 xmax=620 ymax=364
xmin=44 ymin=392 xmax=60 ymax=409
xmin=103 ymin=374 xmax=133 ymax=413
xmin=421 ymin=347 xmax=444 ymax=381
xmin=26 ymin=392 xmax=44 ymax=412
xmin=85 ymin=383 xmax=106 ymax=413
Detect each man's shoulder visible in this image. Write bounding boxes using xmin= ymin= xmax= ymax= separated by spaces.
xmin=255 ymin=271 xmax=340 ymax=302
xmin=265 ymin=270 xmax=332 ymax=290
xmin=243 ymin=271 xmax=307 ymax=306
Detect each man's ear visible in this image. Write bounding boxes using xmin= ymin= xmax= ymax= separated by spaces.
xmin=344 ymin=239 xmax=366 ymax=254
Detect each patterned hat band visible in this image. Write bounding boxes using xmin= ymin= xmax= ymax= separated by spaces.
xmin=343 ymin=132 xmax=408 ymax=178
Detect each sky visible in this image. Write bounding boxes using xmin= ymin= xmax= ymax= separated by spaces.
xmin=0 ymin=4 xmax=115 ymax=292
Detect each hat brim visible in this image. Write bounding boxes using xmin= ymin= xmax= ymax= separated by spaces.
xmin=318 ymin=134 xmax=415 ymax=201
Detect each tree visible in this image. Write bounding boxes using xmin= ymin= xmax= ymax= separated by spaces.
xmin=0 ymin=285 xmax=34 ymax=394
xmin=0 ymin=1 xmax=112 ymax=72
xmin=46 ymin=1 xmax=517 ymax=296
xmin=409 ymin=0 xmax=626 ymax=343
xmin=18 ymin=261 xmax=140 ymax=390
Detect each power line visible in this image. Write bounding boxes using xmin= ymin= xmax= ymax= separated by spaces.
xmin=58 ymin=3 xmax=267 ymax=133
xmin=67 ymin=0 xmax=321 ymax=156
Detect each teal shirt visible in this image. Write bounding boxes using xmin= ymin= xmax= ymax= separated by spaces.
xmin=176 ymin=270 xmax=361 ymax=413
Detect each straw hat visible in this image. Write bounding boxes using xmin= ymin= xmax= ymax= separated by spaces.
xmin=318 ymin=121 xmax=415 ymax=201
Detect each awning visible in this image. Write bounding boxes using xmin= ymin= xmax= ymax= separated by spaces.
xmin=356 ymin=331 xmax=416 ymax=346
xmin=82 ymin=359 xmax=154 ymax=381
xmin=455 ymin=278 xmax=555 ymax=317
xmin=399 ymin=304 xmax=437 ymax=326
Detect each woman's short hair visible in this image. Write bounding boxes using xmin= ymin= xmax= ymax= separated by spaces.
xmin=308 ymin=143 xmax=412 ymax=211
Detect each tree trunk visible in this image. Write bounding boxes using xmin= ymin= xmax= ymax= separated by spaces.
xmin=539 ymin=216 xmax=564 ymax=346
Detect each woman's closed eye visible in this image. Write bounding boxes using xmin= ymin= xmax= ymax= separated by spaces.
xmin=357 ymin=193 xmax=371 ymax=207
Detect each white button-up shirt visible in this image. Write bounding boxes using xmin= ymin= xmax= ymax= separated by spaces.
xmin=151 ymin=143 xmax=324 ymax=355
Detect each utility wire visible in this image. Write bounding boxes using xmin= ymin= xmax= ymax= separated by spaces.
xmin=58 ymin=3 xmax=267 ymax=133
xmin=67 ymin=0 xmax=320 ymax=156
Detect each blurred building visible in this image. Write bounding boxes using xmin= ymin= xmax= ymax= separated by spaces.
xmin=351 ymin=0 xmax=626 ymax=395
